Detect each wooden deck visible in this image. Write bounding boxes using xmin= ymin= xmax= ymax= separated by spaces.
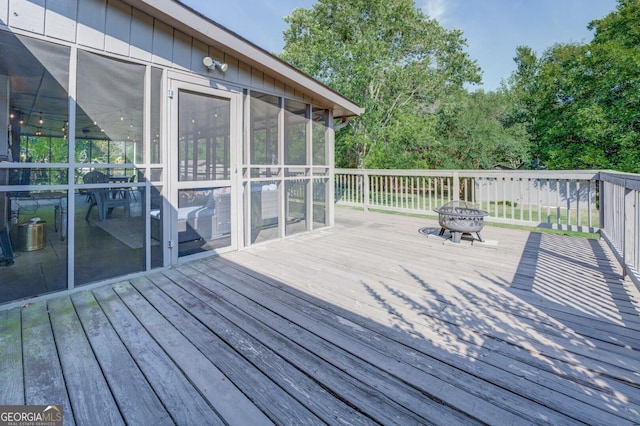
xmin=2 ymin=208 xmax=640 ymax=425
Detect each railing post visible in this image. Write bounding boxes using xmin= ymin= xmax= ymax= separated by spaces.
xmin=363 ymin=170 xmax=370 ymax=212
xmin=623 ymin=182 xmax=633 ymax=277
xmin=599 ymin=177 xmax=605 ymax=235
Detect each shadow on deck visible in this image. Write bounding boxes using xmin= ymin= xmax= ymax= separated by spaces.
xmin=1 ymin=208 xmax=639 ymax=425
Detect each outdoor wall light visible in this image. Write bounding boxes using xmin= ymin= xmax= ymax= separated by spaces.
xmin=203 ymin=56 xmax=228 ymax=72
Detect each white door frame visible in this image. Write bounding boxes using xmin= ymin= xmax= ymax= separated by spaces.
xmin=166 ymin=78 xmax=242 ymax=265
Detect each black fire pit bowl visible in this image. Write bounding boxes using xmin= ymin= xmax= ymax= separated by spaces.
xmin=433 ymin=200 xmax=489 ymax=243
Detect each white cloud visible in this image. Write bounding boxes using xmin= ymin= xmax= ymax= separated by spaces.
xmin=421 ymin=0 xmax=449 ymax=22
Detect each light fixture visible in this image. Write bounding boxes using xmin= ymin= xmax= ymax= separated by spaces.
xmin=203 ymin=56 xmax=228 ymax=72
xmin=38 ymin=113 xmax=43 ymax=124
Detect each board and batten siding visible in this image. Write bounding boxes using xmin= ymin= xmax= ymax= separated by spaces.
xmin=1 ymin=0 xmax=325 ymax=105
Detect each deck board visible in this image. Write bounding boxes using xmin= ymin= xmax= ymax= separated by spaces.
xmin=0 ymin=309 xmax=23 ymax=404
xmin=213 ymin=252 xmax=638 ymax=424
xmin=47 ymin=297 xmax=123 ymax=425
xmin=112 ymin=280 xmax=273 ymax=426
xmin=92 ymin=286 xmax=223 ymax=425
xmin=185 ymin=261 xmax=539 ymax=425
xmin=176 ymin=264 xmax=475 ymax=425
xmin=70 ymin=291 xmax=174 ymax=425
xmin=161 ymin=268 xmax=385 ymax=425
xmin=2 ymin=208 xmax=640 ymax=425
xmin=21 ymin=302 xmax=75 ymax=425
xmin=146 ymin=271 xmax=330 ymax=425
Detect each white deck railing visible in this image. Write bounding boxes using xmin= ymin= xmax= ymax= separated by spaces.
xmin=335 ymin=168 xmax=640 ymax=288
xmin=599 ymin=171 xmax=640 ymax=288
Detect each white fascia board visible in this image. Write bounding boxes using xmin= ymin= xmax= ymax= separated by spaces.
xmin=125 ymin=0 xmax=363 ymax=117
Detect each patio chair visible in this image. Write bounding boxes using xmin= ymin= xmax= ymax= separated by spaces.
xmin=125 ymin=174 xmax=137 ymax=201
xmin=83 ymin=171 xmax=131 ymax=221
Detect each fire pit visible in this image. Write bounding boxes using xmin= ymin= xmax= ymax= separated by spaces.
xmin=433 ymin=200 xmax=488 ymax=243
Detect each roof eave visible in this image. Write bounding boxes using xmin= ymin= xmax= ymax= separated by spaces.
xmin=123 ymin=0 xmax=363 ymax=118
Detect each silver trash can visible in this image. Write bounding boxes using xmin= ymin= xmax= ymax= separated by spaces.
xmin=12 ymin=220 xmax=47 ymax=251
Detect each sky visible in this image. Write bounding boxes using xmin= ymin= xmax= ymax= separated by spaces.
xmin=180 ymin=0 xmax=618 ymax=91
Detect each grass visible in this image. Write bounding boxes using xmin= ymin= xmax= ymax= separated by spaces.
xmin=482 ymin=220 xmax=600 ymax=239
xmin=338 ymin=192 xmax=600 ymax=232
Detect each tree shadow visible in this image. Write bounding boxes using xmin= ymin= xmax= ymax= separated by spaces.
xmin=185 ymin=255 xmax=638 ymax=423
xmin=385 ymin=263 xmax=640 ymax=424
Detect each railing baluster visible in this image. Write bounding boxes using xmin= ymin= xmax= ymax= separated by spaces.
xmin=556 ymin=179 xmax=561 ymax=226
xmin=386 ymin=176 xmax=390 ymax=208
xmin=346 ymin=174 xmax=350 ymax=204
xmin=518 ymin=178 xmax=523 ymax=221
xmin=428 ymin=177 xmax=432 ymax=212
xmin=565 ymin=179 xmax=571 ymax=226
xmin=421 ymin=177 xmax=425 ymax=211
xmin=546 ymin=179 xmax=551 ymax=224
xmin=577 ymin=180 xmax=581 ymax=228
xmin=587 ymin=180 xmax=592 ymax=229
xmin=412 ymin=176 xmax=416 ymax=210
xmin=498 ymin=178 xmax=502 ymax=219
xmin=537 ymin=178 xmax=541 ymax=224
xmin=493 ymin=178 xmax=500 ymax=217
xmin=402 ymin=176 xmax=406 ymax=210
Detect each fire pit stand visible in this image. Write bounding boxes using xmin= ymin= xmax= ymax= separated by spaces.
xmin=433 ymin=200 xmax=489 ymax=243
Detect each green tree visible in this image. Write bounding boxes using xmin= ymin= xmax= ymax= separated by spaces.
xmin=280 ymin=0 xmax=481 ymax=168
xmin=435 ymin=89 xmax=531 ymax=169
xmin=516 ymin=0 xmax=640 ymax=172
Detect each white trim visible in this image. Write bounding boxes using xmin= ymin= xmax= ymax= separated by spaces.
xmin=161 ymin=68 xmax=171 ymax=266
xmin=328 ymin=112 xmax=335 ymax=228
xmin=144 ymin=64 xmax=152 ymax=270
xmin=67 ymin=45 xmax=78 ymax=290
xmin=166 ymin=68 xmax=242 ymax=94
xmin=278 ymin=96 xmax=285 ymax=238
xmin=167 ymin=78 xmax=240 ymax=262
xmin=305 ymin=104 xmax=313 ymax=231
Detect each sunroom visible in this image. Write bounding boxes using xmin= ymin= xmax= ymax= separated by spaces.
xmin=0 ymin=0 xmax=362 ymax=305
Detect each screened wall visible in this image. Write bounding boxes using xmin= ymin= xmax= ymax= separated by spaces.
xmin=0 ymin=27 xmax=335 ymax=305
xmin=245 ymin=90 xmax=331 ymax=245
xmin=1 ymin=31 xmax=71 ymax=301
xmin=0 ymin=31 xmax=165 ymax=303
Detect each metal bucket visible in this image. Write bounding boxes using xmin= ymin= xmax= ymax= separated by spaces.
xmin=12 ymin=221 xmax=47 ymax=251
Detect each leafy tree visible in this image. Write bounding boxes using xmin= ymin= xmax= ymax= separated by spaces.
xmin=514 ymin=0 xmax=640 ymax=172
xmin=280 ymin=0 xmax=481 ymax=168
xmin=435 ymin=89 xmax=531 ymax=169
